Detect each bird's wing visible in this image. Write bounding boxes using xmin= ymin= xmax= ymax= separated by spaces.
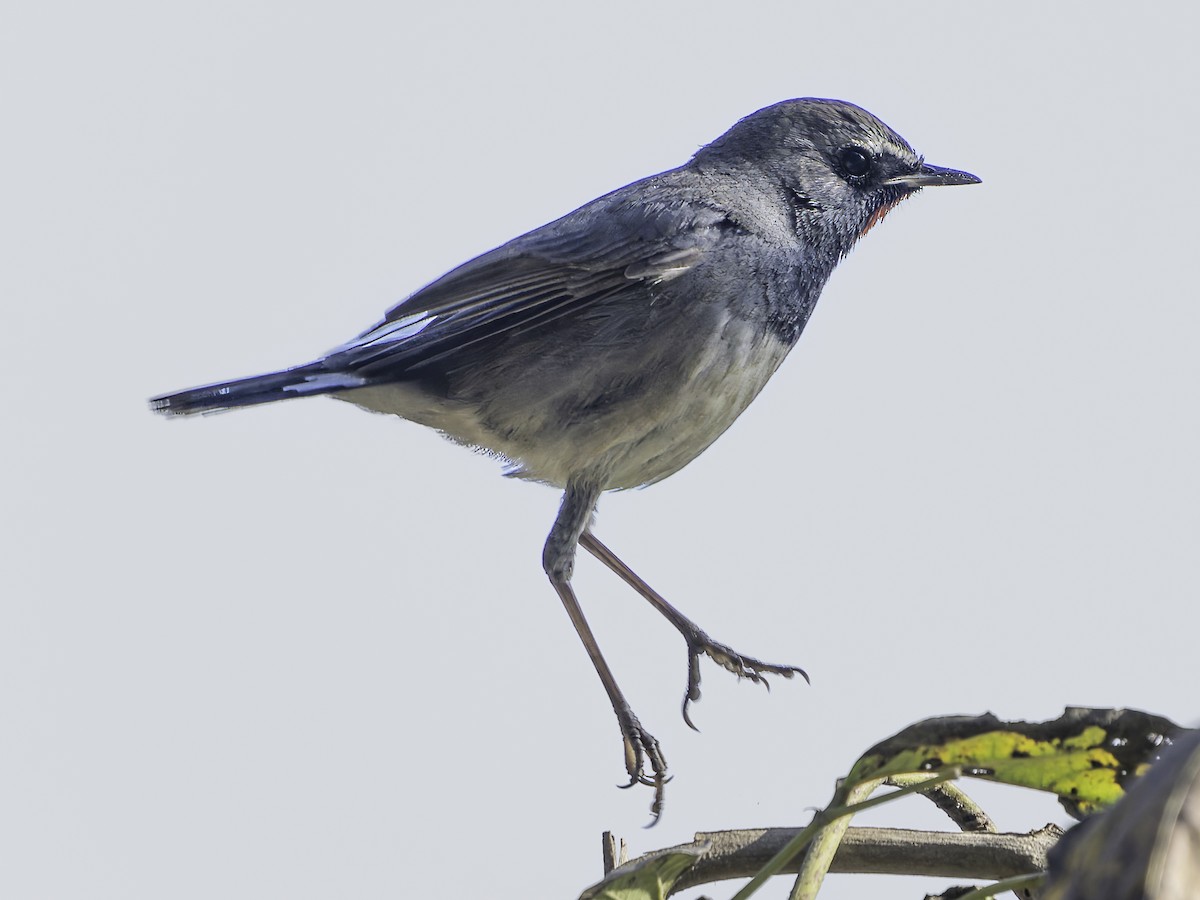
xmin=324 ymin=197 xmax=730 ymax=377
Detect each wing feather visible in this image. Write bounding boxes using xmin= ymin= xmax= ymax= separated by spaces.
xmin=325 ymin=198 xmax=730 ymax=378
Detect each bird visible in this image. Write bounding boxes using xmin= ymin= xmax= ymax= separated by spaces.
xmin=150 ymin=98 xmax=980 ymax=821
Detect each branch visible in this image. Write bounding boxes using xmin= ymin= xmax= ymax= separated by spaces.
xmin=886 ymin=775 xmax=998 ymax=833
xmin=629 ymin=825 xmax=1063 ymax=895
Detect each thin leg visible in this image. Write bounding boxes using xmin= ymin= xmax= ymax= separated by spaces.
xmin=579 ymin=531 xmax=809 ymax=730
xmin=544 ymin=480 xmax=667 ymax=822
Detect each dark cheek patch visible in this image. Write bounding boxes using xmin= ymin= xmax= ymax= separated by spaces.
xmin=860 ymin=198 xmax=901 ymax=237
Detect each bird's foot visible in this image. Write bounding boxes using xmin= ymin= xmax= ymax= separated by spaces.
xmin=682 ymin=631 xmax=809 ymax=730
xmin=615 ymin=705 xmax=669 ymax=825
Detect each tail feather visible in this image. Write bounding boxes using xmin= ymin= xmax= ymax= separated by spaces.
xmin=150 ymin=362 xmax=367 ymax=417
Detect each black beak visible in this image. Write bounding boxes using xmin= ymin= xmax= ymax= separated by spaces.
xmin=883 ymin=162 xmax=981 ymax=188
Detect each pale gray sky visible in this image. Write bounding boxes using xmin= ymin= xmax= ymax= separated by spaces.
xmin=4 ymin=2 xmax=1198 ymax=898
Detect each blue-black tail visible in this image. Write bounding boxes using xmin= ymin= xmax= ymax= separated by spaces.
xmin=149 ymin=362 xmax=367 ymax=417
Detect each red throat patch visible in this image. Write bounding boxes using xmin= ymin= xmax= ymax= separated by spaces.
xmin=861 ymin=197 xmax=901 ymax=238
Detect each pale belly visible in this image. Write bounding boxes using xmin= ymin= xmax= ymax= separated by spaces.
xmin=594 ymin=320 xmax=792 ymax=489
xmin=337 ymin=312 xmax=793 ymax=491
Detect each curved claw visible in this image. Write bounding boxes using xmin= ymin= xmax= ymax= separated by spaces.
xmin=618 ymin=772 xmax=673 ymax=790
xmin=682 ymin=697 xmax=700 ymax=733
xmin=682 ymin=648 xmax=704 ymax=732
xmin=676 ymin=630 xmax=810 ymax=727
xmin=616 ymin=711 xmax=668 ymax=825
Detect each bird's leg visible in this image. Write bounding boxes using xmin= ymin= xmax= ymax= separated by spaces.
xmin=579 ymin=531 xmax=809 ymax=731
xmin=544 ymin=480 xmax=667 ymax=822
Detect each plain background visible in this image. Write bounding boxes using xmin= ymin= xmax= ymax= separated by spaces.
xmin=4 ymin=2 xmax=1198 ymax=898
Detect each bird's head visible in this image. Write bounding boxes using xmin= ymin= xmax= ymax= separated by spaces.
xmin=692 ymin=98 xmax=979 ymax=255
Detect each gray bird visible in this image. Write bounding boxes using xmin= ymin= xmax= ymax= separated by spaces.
xmin=151 ymin=98 xmax=979 ymax=820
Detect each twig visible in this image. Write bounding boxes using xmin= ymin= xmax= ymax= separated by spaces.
xmin=729 ymin=770 xmax=962 ymax=900
xmin=924 ymin=871 xmax=1045 ymax=900
xmin=789 ymin=777 xmax=883 ymax=900
xmin=601 ymin=831 xmax=627 ymax=875
xmin=621 ymin=825 xmax=1061 ymax=895
xmin=886 ymin=774 xmax=998 ymax=833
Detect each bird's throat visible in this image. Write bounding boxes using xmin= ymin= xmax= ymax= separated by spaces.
xmin=860 ymin=197 xmax=903 ymax=238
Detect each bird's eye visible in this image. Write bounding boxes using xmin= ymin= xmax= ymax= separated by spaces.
xmin=837 ymin=146 xmax=873 ymax=179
